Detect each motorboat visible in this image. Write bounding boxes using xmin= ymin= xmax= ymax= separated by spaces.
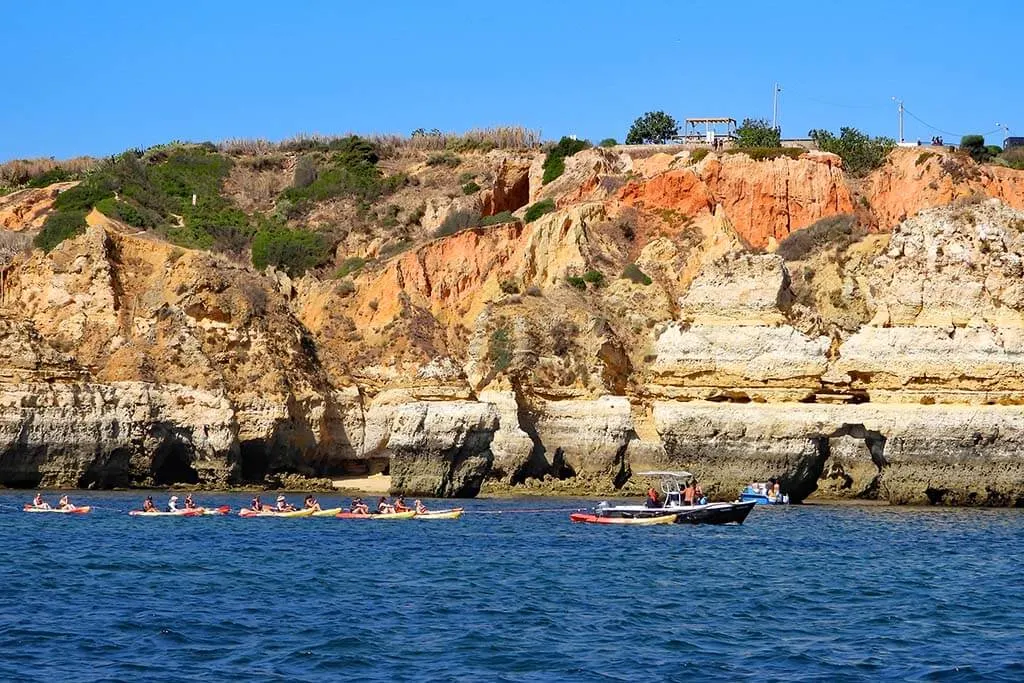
xmin=739 ymin=483 xmax=789 ymax=505
xmin=573 ymin=471 xmax=755 ymax=525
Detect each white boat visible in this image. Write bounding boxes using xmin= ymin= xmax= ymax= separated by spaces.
xmin=583 ymin=471 xmax=755 ymax=525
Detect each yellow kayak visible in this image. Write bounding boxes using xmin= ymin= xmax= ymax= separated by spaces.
xmin=311 ymin=507 xmax=342 ymax=517
xmin=415 ymin=508 xmax=464 ymax=520
xmin=373 ymin=510 xmax=417 ymax=520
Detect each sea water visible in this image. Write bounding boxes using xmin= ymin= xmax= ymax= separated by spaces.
xmin=0 ymin=492 xmax=1021 ymax=681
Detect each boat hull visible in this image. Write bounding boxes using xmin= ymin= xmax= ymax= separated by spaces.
xmin=311 ymin=507 xmax=343 ymax=517
xmin=129 ymin=509 xmax=202 ymax=517
xmin=739 ymin=492 xmax=788 ymax=505
xmin=335 ymin=510 xmax=417 ymax=520
xmin=585 ymin=501 xmax=756 ymax=525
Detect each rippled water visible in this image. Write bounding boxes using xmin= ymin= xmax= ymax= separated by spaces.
xmin=0 ymin=492 xmax=1022 ymax=681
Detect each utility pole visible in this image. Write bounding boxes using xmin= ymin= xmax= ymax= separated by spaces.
xmin=997 ymin=122 xmax=1010 ymax=146
xmin=892 ymin=97 xmax=904 ymax=143
xmin=772 ymin=83 xmax=782 ymax=132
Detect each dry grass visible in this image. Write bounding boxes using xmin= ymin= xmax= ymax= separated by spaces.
xmin=0 ymin=231 xmax=33 ymax=267
xmin=217 ymin=127 xmax=542 ymax=159
xmin=0 ymin=156 xmax=96 ymax=186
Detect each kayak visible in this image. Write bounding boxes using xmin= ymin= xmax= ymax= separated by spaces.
xmin=416 ymin=508 xmax=464 ymax=520
xmin=129 ymin=509 xmax=202 ymax=517
xmin=372 ymin=510 xmax=417 ymax=520
xmin=311 ymin=507 xmax=342 ymax=517
xmin=23 ymin=505 xmax=91 ymax=515
xmin=197 ymin=506 xmax=231 ymax=516
xmin=569 ymin=512 xmax=679 ymax=525
xmin=238 ymin=507 xmax=315 ymax=518
xmin=335 ymin=510 xmax=417 ymax=520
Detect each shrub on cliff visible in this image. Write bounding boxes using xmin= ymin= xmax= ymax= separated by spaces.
xmin=488 ymin=327 xmax=512 ymax=371
xmin=775 ymin=214 xmax=864 ymax=261
xmin=434 ymin=208 xmax=482 ymax=237
xmin=808 ymin=127 xmax=895 ymax=176
xmin=283 ymin=137 xmax=398 ymax=205
xmin=542 ymin=136 xmax=591 ymax=184
xmin=599 ymin=138 xmax=617 ymax=147
xmin=479 ymin=211 xmax=518 ymax=226
xmin=622 ymin=263 xmax=652 ymax=285
xmin=335 ymin=256 xmax=366 ymax=278
xmin=523 ymin=198 xmax=556 ymax=223
xmin=724 ymin=147 xmax=804 ymax=161
xmin=293 ymin=155 xmax=318 ymax=188
xmin=462 ymin=181 xmax=480 ymax=194
xmin=251 ymin=223 xmax=329 ymax=276
xmin=734 ymin=118 xmax=780 ymax=148
xmin=960 ymin=135 xmax=995 ymax=163
xmin=35 ymin=210 xmax=88 ymax=252
xmin=625 ymin=111 xmax=679 ymax=145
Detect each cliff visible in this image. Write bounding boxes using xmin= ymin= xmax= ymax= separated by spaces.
xmin=3 ymin=140 xmax=1024 ymax=505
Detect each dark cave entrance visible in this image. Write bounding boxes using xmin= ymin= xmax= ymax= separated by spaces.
xmin=153 ymin=440 xmax=200 ymax=486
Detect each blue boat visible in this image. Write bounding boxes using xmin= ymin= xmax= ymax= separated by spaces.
xmin=739 ymin=484 xmax=789 ymax=505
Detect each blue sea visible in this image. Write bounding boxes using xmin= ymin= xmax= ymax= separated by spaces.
xmin=0 ymin=492 xmax=1021 ymax=682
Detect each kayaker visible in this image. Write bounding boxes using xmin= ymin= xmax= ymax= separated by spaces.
xmin=184 ymin=494 xmax=197 ymax=510
xmin=58 ymin=495 xmax=73 ymax=511
xmin=349 ymin=498 xmax=369 ymax=515
xmin=142 ymin=496 xmax=157 ymax=513
xmin=394 ymin=495 xmax=410 ymax=512
xmin=274 ymin=495 xmax=296 ymax=512
xmin=166 ymin=495 xmax=180 ymax=512
xmin=31 ymin=493 xmax=50 ymax=510
xmin=303 ymin=495 xmax=321 ymax=512
xmin=377 ymin=496 xmax=394 ymax=514
xmin=414 ymin=499 xmax=429 ymax=514
xmin=645 ymin=487 xmax=659 ymax=508
xmin=250 ymin=496 xmax=264 ymax=512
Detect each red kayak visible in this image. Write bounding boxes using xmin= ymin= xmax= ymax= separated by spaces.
xmin=570 ymin=512 xmax=678 ymax=525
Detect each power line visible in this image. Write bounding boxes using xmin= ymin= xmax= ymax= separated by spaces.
xmin=901 ymin=106 xmax=1001 ymax=140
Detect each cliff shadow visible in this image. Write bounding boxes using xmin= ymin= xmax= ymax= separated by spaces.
xmin=798 ymin=423 xmax=887 ymax=502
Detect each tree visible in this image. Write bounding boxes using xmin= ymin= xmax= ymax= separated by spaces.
xmin=625 ymin=111 xmax=679 ymax=145
xmin=809 ymin=127 xmax=895 ymax=176
xmin=960 ymin=135 xmax=994 ymax=163
xmin=734 ymin=118 xmax=781 ymax=148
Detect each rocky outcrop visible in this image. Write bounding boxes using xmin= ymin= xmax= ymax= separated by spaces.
xmin=0 ymin=182 xmax=78 ymax=231
xmin=619 ymin=152 xmax=853 ymax=248
xmin=650 ymin=253 xmax=830 ymax=401
xmin=4 ymin=145 xmax=1024 ymax=505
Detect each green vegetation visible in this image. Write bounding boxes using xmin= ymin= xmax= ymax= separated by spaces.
xmin=426 ymin=151 xmax=461 ymax=167
xmin=916 ymin=151 xmax=936 ymax=166
xmin=599 ymin=138 xmax=617 ymax=148
xmin=458 ymin=171 xmax=476 ymax=184
xmin=734 ymin=118 xmax=780 ymax=148
xmin=479 ymin=211 xmax=517 ymax=226
xmin=95 ymin=197 xmax=155 ymax=228
xmin=434 ymin=209 xmax=481 ymax=238
xmin=723 ymin=147 xmax=804 ymax=161
xmin=379 ymin=239 xmax=413 ymax=259
xmin=523 ymin=198 xmax=556 ymax=223
xmin=622 ymin=263 xmax=652 ymax=285
xmin=335 ymin=256 xmax=367 ymax=278
xmin=250 ymin=222 xmax=330 ymax=276
xmin=960 ymin=135 xmax=997 ymax=163
xmin=34 ymin=210 xmax=87 ymax=252
xmin=282 ymin=137 xmax=404 ymax=207
xmin=462 ymin=181 xmax=481 ymax=195
xmin=566 ymin=275 xmax=586 ymax=290
xmin=488 ymin=327 xmax=512 ymax=371
xmin=690 ymin=148 xmax=710 ymax=163
xmin=775 ymin=214 xmax=864 ymax=261
xmin=582 ymin=269 xmax=604 ymax=286
xmin=542 ymin=136 xmax=591 ymax=184
xmin=808 ymin=127 xmax=895 ymax=176
xmin=625 ymin=111 xmax=679 ymax=145
xmin=293 ymin=155 xmax=318 ymax=188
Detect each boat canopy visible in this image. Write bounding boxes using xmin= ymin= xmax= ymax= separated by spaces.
xmin=636 ymin=471 xmax=693 ymax=479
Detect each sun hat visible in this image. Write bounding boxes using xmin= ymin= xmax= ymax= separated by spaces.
xmin=276 ymin=495 xmax=286 ymax=502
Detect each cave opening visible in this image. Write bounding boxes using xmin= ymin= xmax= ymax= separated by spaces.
xmin=153 ymin=440 xmax=199 ymax=486
xmin=239 ymin=439 xmax=269 ymax=483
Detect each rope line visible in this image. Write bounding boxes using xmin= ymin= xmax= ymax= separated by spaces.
xmin=902 ymin=107 xmax=1002 ymax=140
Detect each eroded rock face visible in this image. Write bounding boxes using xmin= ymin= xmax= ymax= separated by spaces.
xmin=4 ymin=147 xmax=1024 ymax=504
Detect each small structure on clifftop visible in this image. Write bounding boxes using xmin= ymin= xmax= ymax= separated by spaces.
xmin=681 ymin=117 xmax=737 ymax=146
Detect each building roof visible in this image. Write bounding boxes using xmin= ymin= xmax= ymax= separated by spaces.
xmin=685 ymin=117 xmax=736 ymax=124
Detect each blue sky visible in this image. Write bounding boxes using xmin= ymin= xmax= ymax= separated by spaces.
xmin=3 ymin=0 xmax=1020 ymax=160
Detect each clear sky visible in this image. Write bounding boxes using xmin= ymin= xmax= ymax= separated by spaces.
xmin=4 ymin=0 xmax=1021 ymax=160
